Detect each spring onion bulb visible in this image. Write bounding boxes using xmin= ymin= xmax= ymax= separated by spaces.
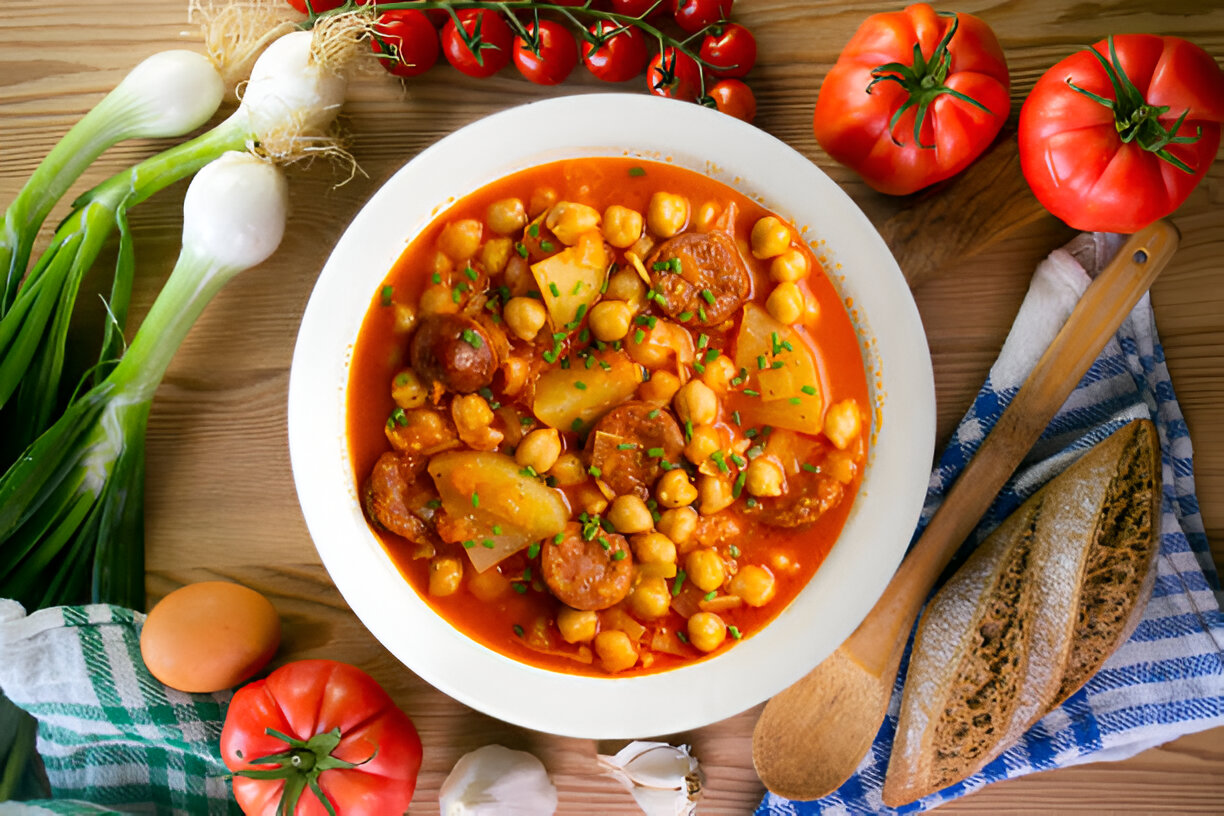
xmin=0 ymin=152 xmax=287 ymax=611
xmin=0 ymin=50 xmax=224 ymax=315
xmin=0 ymin=29 xmax=350 ymax=465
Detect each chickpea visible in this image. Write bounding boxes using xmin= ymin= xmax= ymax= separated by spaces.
xmin=825 ymin=450 xmax=858 ymax=484
xmin=686 ymin=548 xmax=726 ymax=593
xmin=602 ymin=205 xmax=644 ymax=249
xmin=684 ymin=424 xmax=720 ymax=465
xmin=428 ymin=556 xmax=463 ymax=597
xmin=673 ymin=380 xmax=717 ymax=427
xmin=557 ymin=607 xmax=598 ymax=643
xmin=391 ymin=369 xmax=427 ymax=410
xmin=418 ymin=284 xmax=459 ymax=317
xmin=730 ymin=564 xmax=777 ymax=607
xmin=503 ymin=255 xmax=532 ymax=297
xmin=767 ymin=282 xmax=805 ymax=325
xmin=468 ymin=568 xmax=510 ymax=602
xmin=771 ymin=248 xmax=810 ymax=282
xmin=529 ymin=187 xmax=557 ymax=218
xmin=608 ymin=495 xmax=654 ymax=534
xmin=605 ymin=265 xmax=647 ymax=308
xmin=626 ymin=324 xmax=678 ymax=370
xmin=431 ymin=250 xmax=454 ymax=278
xmin=746 ymin=458 xmax=785 ymax=497
xmin=638 ymin=370 xmax=682 ymax=404
xmin=656 ymin=469 xmax=698 ymax=509
xmin=701 ymin=355 xmax=737 ymax=392
xmin=629 ymin=577 xmax=672 ymax=620
xmin=687 ymin=612 xmax=727 ymax=653
xmin=693 ymin=201 xmax=719 ymax=232
xmin=546 ymin=201 xmax=602 ymax=246
xmin=577 ymin=482 xmax=610 ymax=516
xmin=504 ymin=296 xmax=547 ymax=342
xmin=392 ymin=302 xmax=417 ymax=334
xmin=480 ymin=237 xmax=512 ymax=275
xmin=452 ymin=393 xmax=494 ymax=435
xmin=770 ymin=551 xmax=799 ymax=575
xmin=487 ymin=197 xmax=527 ymax=236
xmin=698 ymin=474 xmax=735 ymax=515
xmin=589 ymin=300 xmax=633 ymax=342
xmin=438 ymin=218 xmax=483 ymax=261
xmin=632 ymin=532 xmax=677 ymax=565
xmin=647 ymin=192 xmax=690 ymax=238
xmin=550 ymin=452 xmax=587 ymax=487
xmin=824 ymin=398 xmax=862 ymax=450
xmin=656 ymin=507 xmax=697 ymax=547
xmin=595 ymin=629 xmax=638 ymax=673
xmin=516 ymin=428 xmax=562 ymax=474
xmin=499 ymin=356 xmax=530 ymax=398
xmin=751 ymin=215 xmax=791 ymax=259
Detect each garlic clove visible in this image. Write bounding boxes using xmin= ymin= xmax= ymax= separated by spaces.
xmin=597 ymin=741 xmax=703 ymax=816
xmin=440 ymin=744 xmax=558 ymax=816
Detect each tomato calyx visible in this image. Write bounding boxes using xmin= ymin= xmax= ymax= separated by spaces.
xmin=865 ymin=13 xmax=993 ymax=149
xmin=1066 ymin=35 xmax=1202 ymax=174
xmin=232 ymin=727 xmax=375 ymax=816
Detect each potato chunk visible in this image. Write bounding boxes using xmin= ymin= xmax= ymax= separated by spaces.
xmin=732 ymin=303 xmax=823 ymax=433
xmin=531 ymin=231 xmax=610 ymax=329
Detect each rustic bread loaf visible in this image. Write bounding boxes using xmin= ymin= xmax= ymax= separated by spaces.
xmin=882 ymin=418 xmax=1161 ymax=807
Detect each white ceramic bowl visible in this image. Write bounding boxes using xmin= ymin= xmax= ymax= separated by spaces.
xmin=288 ymin=94 xmax=934 ymax=738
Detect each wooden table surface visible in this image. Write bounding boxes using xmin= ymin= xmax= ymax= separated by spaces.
xmin=3 ymin=0 xmax=1222 ymax=812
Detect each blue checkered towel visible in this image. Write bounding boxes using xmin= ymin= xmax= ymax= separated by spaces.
xmin=759 ymin=241 xmax=1224 ymax=814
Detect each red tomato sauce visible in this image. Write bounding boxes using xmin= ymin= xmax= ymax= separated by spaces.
xmin=347 ymin=158 xmax=870 ymax=676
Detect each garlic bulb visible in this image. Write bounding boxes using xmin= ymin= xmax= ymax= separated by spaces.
xmin=439 ymin=744 xmax=558 ymax=815
xmin=597 ymin=741 xmax=703 ymax=816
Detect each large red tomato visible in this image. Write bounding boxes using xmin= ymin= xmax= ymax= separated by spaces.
xmin=221 ymin=660 xmax=422 ymax=816
xmin=813 ymin=3 xmax=1010 ymax=195
xmin=442 ymin=9 xmax=514 ymax=78
xmin=1019 ymin=34 xmax=1224 ymax=233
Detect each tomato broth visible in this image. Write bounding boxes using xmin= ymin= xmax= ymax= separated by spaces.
xmin=347 ymin=158 xmax=870 ymax=677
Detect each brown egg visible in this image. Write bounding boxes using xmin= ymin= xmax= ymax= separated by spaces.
xmin=140 ymin=581 xmax=280 ymax=693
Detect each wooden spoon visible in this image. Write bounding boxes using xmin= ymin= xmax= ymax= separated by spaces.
xmin=752 ymin=219 xmax=1180 ymax=801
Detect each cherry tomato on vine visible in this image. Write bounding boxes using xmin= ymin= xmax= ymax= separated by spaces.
xmin=672 ymin=0 xmax=733 ymax=34
xmin=514 ymin=20 xmax=579 ymax=85
xmin=286 ymin=0 xmax=345 ymax=13
xmin=611 ymin=0 xmax=666 ymax=17
xmin=647 ymin=47 xmax=702 ymax=102
xmin=706 ymin=78 xmax=756 ymax=122
xmin=699 ymin=23 xmax=756 ymax=78
xmin=371 ymin=10 xmax=440 ymax=78
xmin=583 ymin=21 xmax=650 ymax=83
xmin=442 ymin=8 xmax=514 ymax=78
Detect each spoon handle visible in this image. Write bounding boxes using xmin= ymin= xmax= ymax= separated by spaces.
xmin=844 ymin=218 xmax=1179 ymax=676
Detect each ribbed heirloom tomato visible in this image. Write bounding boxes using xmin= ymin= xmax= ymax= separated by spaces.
xmin=813 ymin=3 xmax=1010 ymax=195
xmin=222 ymin=660 xmax=422 ymax=816
xmin=1019 ymin=34 xmax=1224 ymax=233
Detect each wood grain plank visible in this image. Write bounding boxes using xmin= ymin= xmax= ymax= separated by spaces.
xmin=2 ymin=1 xmax=1222 ymax=813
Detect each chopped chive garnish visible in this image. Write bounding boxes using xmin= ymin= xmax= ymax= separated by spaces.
xmin=704 ymin=591 xmax=717 ymax=601
xmin=732 ymin=410 xmax=741 ymax=426
xmin=698 ymin=306 xmax=707 ymax=322
xmin=771 ymin=331 xmax=782 ymax=355
xmin=633 ymin=328 xmax=646 ymax=344
xmin=789 ymin=397 xmax=801 ymax=405
xmin=579 ymin=327 xmax=591 ymax=343
xmin=802 ymin=463 xmax=820 ymax=473
xmin=451 ymin=287 xmax=463 ymax=304
xmin=745 ymin=497 xmax=757 ymax=508
xmin=801 ymin=385 xmax=817 ymax=396
xmin=589 ymin=465 xmax=602 ymax=477
xmin=463 ymin=265 xmax=478 ymax=281
xmin=390 ymin=407 xmax=407 ymax=426
xmin=617 ymin=442 xmax=636 ymax=450
xmin=684 ymin=420 xmax=693 ymax=440
xmin=677 ymin=631 xmax=689 ymax=644
xmin=513 ymin=624 xmax=524 ymax=637
xmin=700 ymin=289 xmax=715 ymax=305
xmin=380 ymin=285 xmax=393 ymax=305
xmin=570 ymin=281 xmax=582 ymax=296
xmin=698 ymin=333 xmax=709 ymax=349
xmin=515 ymin=242 xmax=528 ymax=258
xmin=629 ymin=166 xmax=646 ymax=177
xmin=636 ymin=314 xmax=651 ymax=326
xmin=519 ymin=466 xmax=538 ymax=477
xmin=540 ymin=240 xmax=555 ymax=252
xmin=519 ymin=416 xmax=534 ymax=427
xmin=548 ymin=282 xmax=561 ymax=297
xmin=554 ymin=532 xmax=565 ymax=544
xmin=461 ymin=328 xmax=483 ymax=348
xmin=511 ymin=583 xmax=527 ymax=594
xmin=431 ymin=272 xmax=442 ymax=284
xmin=571 ymin=418 xmax=584 ymax=432
xmin=745 ymin=428 xmax=759 ymax=439
xmin=463 ymin=540 xmax=475 ymax=548
xmin=678 ymin=310 xmax=693 ymax=322
xmin=729 ymin=626 xmax=742 ymax=639
xmin=426 ymin=498 xmax=442 ymax=510
xmin=770 ymin=361 xmax=784 ymax=370
xmin=782 ymin=340 xmax=794 ymax=352
xmin=585 ymin=356 xmax=595 ymax=370
xmin=599 ymin=517 xmax=615 ymax=532
xmin=732 ymin=471 xmax=747 ymax=498
xmin=743 ymin=389 xmax=760 ymax=397
xmin=711 ymin=450 xmax=729 ymax=473
xmin=694 ymin=362 xmax=705 ymax=374
xmin=670 ymin=257 xmax=682 ymax=273
xmin=527 ymin=542 xmax=541 ymax=559
xmin=730 ymin=375 xmax=745 ymax=387
xmin=647 ymin=447 xmax=665 ymax=458
xmin=728 ymin=544 xmax=741 ymax=557
xmin=542 ymin=349 xmax=558 ymax=363
xmin=492 ymin=525 xmax=503 ymax=535
xmin=472 ymin=493 xmax=480 ymax=508
xmin=672 ymin=570 xmax=687 ymax=596
xmin=652 ymin=260 xmax=670 ymax=271
xmin=393 ymin=372 xmax=410 ymax=388
xmin=612 ymin=550 xmax=627 ymax=561
xmin=704 ymin=349 xmax=719 ymax=363
xmin=599 ymin=536 xmax=611 ymax=550
xmin=560 ymin=357 xmax=570 ymax=370
xmin=528 ymin=222 xmax=540 ymax=238
xmin=575 ymin=381 xmax=588 ymax=390
xmin=482 ymin=539 xmax=495 ymax=549
xmin=731 ymin=454 xmax=747 ymax=468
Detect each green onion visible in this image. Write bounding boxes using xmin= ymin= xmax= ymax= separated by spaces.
xmin=0 ymin=153 xmax=287 ymax=610
xmin=588 ymin=465 xmax=602 ymax=477
xmin=513 ymin=624 xmax=524 ymax=638
xmin=463 ymin=540 xmax=475 ymax=549
xmin=628 ymin=166 xmax=646 ymax=177
xmin=704 ymin=591 xmax=717 ymax=601
xmin=617 ymin=442 xmax=636 ymax=450
xmin=527 ymin=542 xmax=541 ymax=559
xmin=431 ymin=272 xmax=442 ymax=284
xmin=511 ymin=583 xmax=527 ymax=594
xmin=729 ymin=626 xmax=742 ymax=640
xmin=528 ymin=223 xmax=540 ymax=238
xmin=548 ymin=282 xmax=561 ymax=297
xmin=672 ymin=570 xmax=687 ymax=597
xmin=461 ymin=328 xmax=483 ymax=348
xmin=802 ymin=385 xmax=817 ymax=395
xmin=482 ymin=540 xmax=495 ymax=549
xmin=515 ymin=242 xmax=528 ymax=258
xmin=472 ymin=492 xmax=480 ymax=508
xmin=732 ymin=471 xmax=747 ymax=498
xmin=541 ymin=240 xmax=555 ymax=253
xmin=612 ymin=550 xmax=627 ymax=561
xmin=574 ymin=381 xmax=588 ymax=391
xmin=728 ymin=544 xmax=741 ymax=557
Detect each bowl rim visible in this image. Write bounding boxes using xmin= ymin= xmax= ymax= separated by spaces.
xmin=288 ymin=93 xmax=935 ymax=739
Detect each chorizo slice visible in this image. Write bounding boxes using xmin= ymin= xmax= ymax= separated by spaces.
xmin=647 ymin=231 xmax=751 ymax=328
xmin=364 ymin=451 xmax=442 ymax=556
xmin=744 ymin=472 xmax=845 ymax=529
xmin=410 ymin=313 xmax=499 ymax=395
xmin=541 ymin=522 xmax=633 ymax=611
xmin=586 ymin=401 xmax=685 ymax=500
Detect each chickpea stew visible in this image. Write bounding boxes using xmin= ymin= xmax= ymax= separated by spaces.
xmin=347 ymin=158 xmax=869 ymax=677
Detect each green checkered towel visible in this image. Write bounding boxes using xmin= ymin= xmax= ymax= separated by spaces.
xmin=0 ymin=600 xmax=239 ymax=815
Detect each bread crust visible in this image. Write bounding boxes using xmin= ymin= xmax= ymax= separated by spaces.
xmin=882 ymin=419 xmax=1161 ymax=806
